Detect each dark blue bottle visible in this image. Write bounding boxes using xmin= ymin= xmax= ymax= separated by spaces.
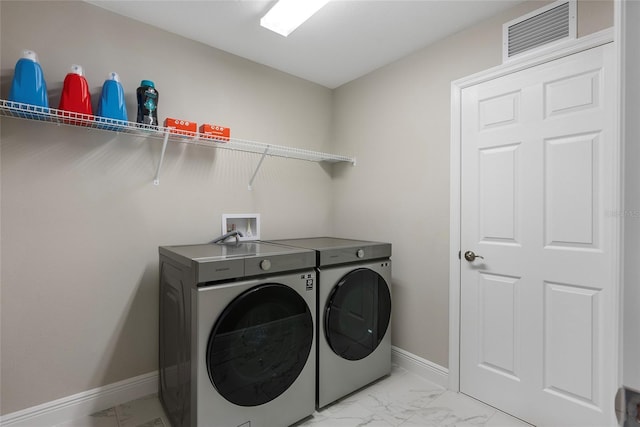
xmin=136 ymin=80 xmax=158 ymax=128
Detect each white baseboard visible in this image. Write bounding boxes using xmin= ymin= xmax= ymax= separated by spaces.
xmin=0 ymin=371 xmax=158 ymax=427
xmin=1 ymin=350 xmax=445 ymax=427
xmin=391 ymin=346 xmax=449 ymax=389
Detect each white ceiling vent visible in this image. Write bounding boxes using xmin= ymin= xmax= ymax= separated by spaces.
xmin=503 ymin=0 xmax=576 ymax=62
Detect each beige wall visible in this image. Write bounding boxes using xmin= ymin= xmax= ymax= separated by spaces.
xmin=0 ymin=0 xmax=613 ymax=416
xmin=331 ymin=0 xmax=612 ymax=368
xmin=0 ymin=1 xmax=335 ymax=414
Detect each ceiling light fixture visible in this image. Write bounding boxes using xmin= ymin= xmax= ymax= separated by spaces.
xmin=260 ymin=0 xmax=330 ymax=37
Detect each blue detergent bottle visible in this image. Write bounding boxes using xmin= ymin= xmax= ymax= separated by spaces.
xmin=96 ymin=72 xmax=128 ymax=130
xmin=8 ymin=50 xmax=49 ymax=113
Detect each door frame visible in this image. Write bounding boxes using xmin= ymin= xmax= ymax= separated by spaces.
xmin=448 ymin=27 xmax=619 ymax=393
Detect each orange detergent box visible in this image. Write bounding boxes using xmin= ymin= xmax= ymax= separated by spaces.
xmin=164 ymin=118 xmax=197 ymax=137
xmin=199 ymin=123 xmax=231 ymax=142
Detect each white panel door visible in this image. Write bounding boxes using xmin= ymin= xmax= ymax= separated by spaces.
xmin=460 ymin=44 xmax=618 ymax=427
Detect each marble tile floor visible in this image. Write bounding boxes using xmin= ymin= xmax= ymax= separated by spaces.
xmin=54 ymin=366 xmax=531 ymax=427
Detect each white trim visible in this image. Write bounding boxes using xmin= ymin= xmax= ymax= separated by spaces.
xmin=614 ymin=0 xmax=626 ymax=399
xmin=616 ymin=0 xmax=640 ymax=394
xmin=449 ymin=28 xmax=615 ymax=397
xmin=0 ymin=371 xmax=158 ymax=427
xmin=449 ymin=81 xmax=462 ymax=393
xmin=615 ymin=0 xmax=625 ymax=394
xmin=455 ymin=27 xmax=613 ymax=91
xmin=0 ymin=354 xmax=446 ymax=427
xmin=391 ymin=346 xmax=449 ymax=389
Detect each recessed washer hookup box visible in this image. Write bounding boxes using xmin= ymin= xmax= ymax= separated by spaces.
xmin=222 ymin=213 xmax=260 ymax=241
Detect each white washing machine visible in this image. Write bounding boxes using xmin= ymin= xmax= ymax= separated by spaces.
xmin=159 ymin=241 xmax=317 ymax=427
xmin=266 ymin=237 xmax=392 ymax=408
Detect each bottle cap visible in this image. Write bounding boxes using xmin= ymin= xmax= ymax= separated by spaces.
xmin=140 ymin=80 xmax=155 ymax=88
xmin=107 ymin=72 xmax=120 ymax=83
xmin=21 ymin=50 xmax=38 ymax=62
xmin=70 ymin=64 xmax=83 ymax=76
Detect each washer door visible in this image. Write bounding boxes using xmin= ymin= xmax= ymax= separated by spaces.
xmin=325 ymin=268 xmax=391 ymax=361
xmin=206 ymin=283 xmax=313 ymax=407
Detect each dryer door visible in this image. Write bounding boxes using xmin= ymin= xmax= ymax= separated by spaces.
xmin=206 ymin=283 xmax=313 ymax=407
xmin=325 ymin=268 xmax=391 ymax=360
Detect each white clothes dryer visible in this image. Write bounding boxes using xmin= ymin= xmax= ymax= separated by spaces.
xmin=159 ymin=241 xmax=317 ymax=427
xmin=266 ymin=237 xmax=392 ymax=408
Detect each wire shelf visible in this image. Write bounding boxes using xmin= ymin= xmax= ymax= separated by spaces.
xmin=0 ymin=99 xmax=355 ymax=164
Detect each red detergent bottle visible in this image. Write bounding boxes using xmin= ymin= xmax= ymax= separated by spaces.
xmin=58 ymin=64 xmax=93 ymax=125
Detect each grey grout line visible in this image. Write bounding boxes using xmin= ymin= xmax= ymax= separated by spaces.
xmin=114 ymin=405 xmax=123 ymax=427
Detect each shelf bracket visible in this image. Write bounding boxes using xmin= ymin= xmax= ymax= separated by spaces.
xmin=248 ymin=145 xmax=270 ymax=191
xmin=153 ymin=131 xmax=170 ymax=185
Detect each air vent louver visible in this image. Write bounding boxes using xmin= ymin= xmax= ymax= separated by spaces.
xmin=503 ymin=1 xmax=576 ymax=62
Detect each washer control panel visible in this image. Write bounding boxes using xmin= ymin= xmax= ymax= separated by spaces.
xmin=244 ymin=249 xmax=315 ymax=277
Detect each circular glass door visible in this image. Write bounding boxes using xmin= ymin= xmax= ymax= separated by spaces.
xmin=324 ymin=268 xmax=391 ymax=361
xmin=207 ymin=283 xmax=313 ymax=407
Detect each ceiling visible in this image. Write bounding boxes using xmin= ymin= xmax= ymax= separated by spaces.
xmin=87 ymin=0 xmax=524 ymax=89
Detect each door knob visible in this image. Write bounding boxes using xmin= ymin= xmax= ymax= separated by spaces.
xmin=464 ymin=251 xmax=484 ymax=262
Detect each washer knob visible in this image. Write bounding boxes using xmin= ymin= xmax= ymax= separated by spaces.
xmin=260 ymin=259 xmax=271 ymax=271
xmin=356 ymin=249 xmax=365 ymax=259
